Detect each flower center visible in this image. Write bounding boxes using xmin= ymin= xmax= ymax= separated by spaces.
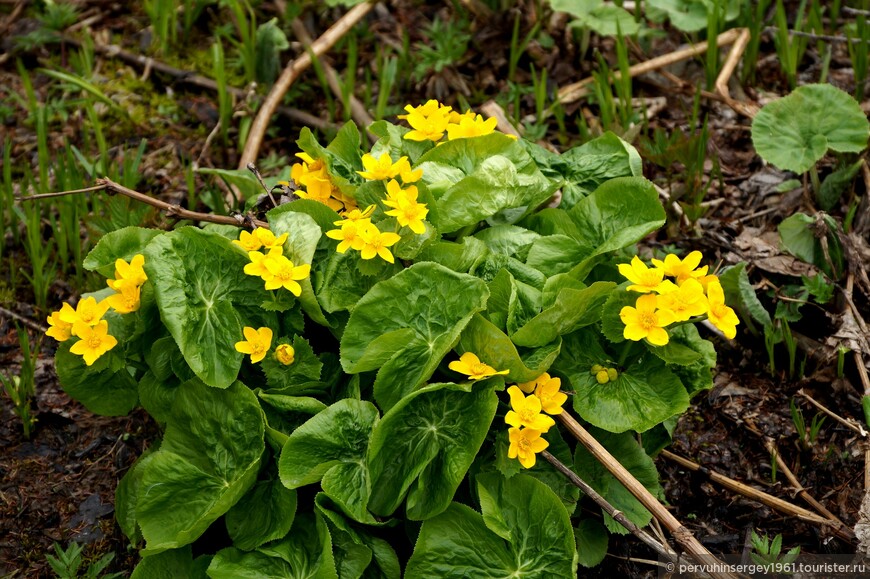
xmin=471 ymin=363 xmax=489 ymax=375
xmin=252 ymin=342 xmax=265 ymax=355
xmin=519 ymin=408 xmax=537 ymax=423
xmin=86 ymin=335 xmax=102 ymax=348
xmin=517 ymin=436 xmax=531 ymax=452
xmin=639 ymin=311 xmax=658 ymax=330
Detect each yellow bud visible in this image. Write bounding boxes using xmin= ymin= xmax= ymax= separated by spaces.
xmin=591 ymin=364 xmax=604 ymax=374
xmin=596 ymin=370 xmax=610 ymax=384
xmin=607 ymin=368 xmax=618 ymax=381
xmin=275 ymin=344 xmax=295 ymax=365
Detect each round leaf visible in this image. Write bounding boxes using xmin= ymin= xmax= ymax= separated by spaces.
xmin=752 ymin=84 xmax=870 ymax=174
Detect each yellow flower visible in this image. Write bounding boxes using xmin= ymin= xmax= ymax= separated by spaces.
xmin=508 ymin=427 xmax=549 ymax=469
xmin=448 ymin=352 xmax=510 ymax=380
xmin=357 ymin=223 xmax=401 ymax=263
xmin=505 ymin=385 xmax=556 ymax=431
xmin=516 ymin=376 xmax=539 ymax=394
xmin=399 ymin=100 xmax=453 ymax=142
xmin=105 ymin=282 xmax=141 ymax=314
xmin=263 ymin=255 xmax=311 ymax=296
xmin=255 ymin=228 xmax=288 ymax=250
xmin=534 ymin=374 xmax=567 ymax=415
xmin=235 ymin=326 xmax=273 ymax=363
xmin=384 ymin=196 xmax=428 ymax=235
xmin=275 ymin=343 xmax=295 ymax=365
xmin=657 ymin=278 xmax=708 ymax=322
xmin=337 ymin=204 xmax=376 ymax=225
xmin=651 ymin=251 xmax=709 ymax=285
xmin=59 ymin=297 xmax=111 ymax=333
xmin=357 ymin=153 xmax=405 ymax=181
xmin=446 ymin=113 xmax=498 ymax=140
xmin=706 ymin=281 xmax=740 ymax=339
xmin=46 ymin=310 xmax=73 ymax=342
xmin=394 ymin=157 xmax=423 ymax=183
xmin=619 ymin=293 xmax=676 ymax=346
xmin=232 ymin=230 xmax=263 ymax=252
xmin=384 ymin=179 xmax=419 ymax=205
xmin=107 ymin=255 xmax=147 ymax=290
xmin=617 ymin=256 xmax=668 ymax=294
xmin=69 ymin=320 xmax=117 ymax=366
xmin=325 ymin=220 xmax=366 ymax=253
xmin=244 ymin=247 xmax=283 ymax=279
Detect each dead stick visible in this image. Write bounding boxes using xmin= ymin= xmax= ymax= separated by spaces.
xmin=18 ymin=180 xmax=269 ymax=229
xmin=0 ymin=306 xmax=48 ymax=334
xmin=288 ymin=18 xmax=376 ymax=144
xmin=557 ymin=413 xmax=738 ymax=579
xmin=661 ymin=449 xmax=855 ymax=543
xmin=239 ymin=2 xmax=374 ymax=169
xmin=797 ymin=389 xmax=868 ymax=437
xmin=540 ymin=450 xmax=679 ymax=565
xmin=556 ymin=28 xmax=743 ymax=105
xmin=764 ymin=440 xmax=846 ymax=526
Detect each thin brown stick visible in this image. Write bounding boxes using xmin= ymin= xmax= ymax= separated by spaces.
xmin=763 ymin=26 xmax=870 ymax=43
xmin=0 ymin=0 xmax=25 ymax=37
xmin=18 ymin=179 xmax=269 ymax=229
xmin=540 ymin=450 xmax=679 ymax=565
xmin=797 ymin=389 xmax=868 ymax=437
xmin=239 ymin=2 xmax=375 ymax=169
xmin=61 ymin=36 xmax=333 ymax=132
xmin=660 ymin=449 xmax=856 ymax=543
xmin=556 ymin=28 xmax=744 ymax=105
xmin=0 ymin=306 xmax=48 ymax=334
xmin=288 ymin=18 xmax=376 ymax=144
xmin=557 ymin=413 xmax=738 ymax=579
xmin=764 ymin=440 xmax=846 ymax=526
xmin=714 ymin=28 xmax=757 ymax=118
xmin=479 ymin=100 xmax=522 ymax=137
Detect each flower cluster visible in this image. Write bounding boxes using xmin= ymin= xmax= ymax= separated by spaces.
xmin=235 ymin=228 xmax=311 ymax=296
xmin=590 ymin=364 xmax=619 ymax=385
xmin=506 ymin=372 xmax=567 ymax=469
xmin=398 ymin=100 xmax=502 ymax=143
xmin=326 ymin=207 xmax=402 ymax=264
xmin=617 ymin=251 xmax=739 ymax=345
xmin=45 ymin=255 xmax=148 ymax=366
xmin=234 ymin=325 xmax=296 ymax=365
xmin=290 ymin=152 xmax=357 ymax=213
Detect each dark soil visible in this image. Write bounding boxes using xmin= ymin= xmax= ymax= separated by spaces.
xmin=1 ymin=0 xmax=869 ymax=577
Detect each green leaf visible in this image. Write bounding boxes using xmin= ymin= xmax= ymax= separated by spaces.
xmin=718 ymin=262 xmax=771 ymax=329
xmin=553 ymin=329 xmax=690 ymax=433
xmin=255 ymin=18 xmax=289 ymax=85
xmin=367 ymin=380 xmax=500 ymax=520
xmin=417 ymin=133 xmax=558 ymax=233
xmin=574 ymin=427 xmax=663 ymax=534
xmin=556 ymin=0 xmax=640 ymax=36
xmin=647 ymin=0 xmax=741 ymax=32
xmin=568 ymin=176 xmax=666 ymax=265
xmin=599 ymin=289 xmax=639 ymax=343
xmin=139 ymin=370 xmax=179 ymax=425
xmin=116 ymin=448 xmax=158 ymax=545
xmin=137 ymin=380 xmax=264 ymax=553
xmin=511 ymin=282 xmax=616 ymax=347
xmin=368 ymin=120 xmax=433 ymax=164
xmin=55 ymin=341 xmax=138 ymax=416
xmin=208 ymin=512 xmax=337 ymax=579
xmin=405 ymin=474 xmax=576 ymax=578
xmin=473 ymin=225 xmax=541 ymax=256
xmin=131 ymin=547 xmax=211 ymax=579
xmin=751 ymin=84 xmax=870 ymax=174
xmin=226 ymin=474 xmax=297 ymax=551
xmin=458 ymin=314 xmax=561 ymax=383
xmin=197 ymin=167 xmax=269 ymax=202
xmin=778 ymin=212 xmax=843 ymax=277
xmin=279 ymin=399 xmax=379 ymax=523
xmin=818 ymin=160 xmax=864 ymax=211
xmin=144 ymin=227 xmax=274 ymax=388
xmin=340 ymin=262 xmax=489 ymax=410
xmin=317 ymin=250 xmax=401 ymax=313
xmin=416 ymin=237 xmax=489 ymax=272
xmin=297 ymin=123 xmax=362 ymax=195
xmin=575 ymin=519 xmax=608 ymax=568
xmin=82 ymin=226 xmax=161 ymax=277
xmin=261 ymin=336 xmax=323 ymax=390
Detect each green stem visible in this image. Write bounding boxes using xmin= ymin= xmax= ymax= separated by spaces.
xmin=809 ymin=165 xmax=821 ymax=199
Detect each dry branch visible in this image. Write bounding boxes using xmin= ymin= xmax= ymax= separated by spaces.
xmin=558 ymin=412 xmax=739 ymax=578
xmin=661 ymin=449 xmax=856 ymax=543
xmin=239 ymin=2 xmax=375 ymax=169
